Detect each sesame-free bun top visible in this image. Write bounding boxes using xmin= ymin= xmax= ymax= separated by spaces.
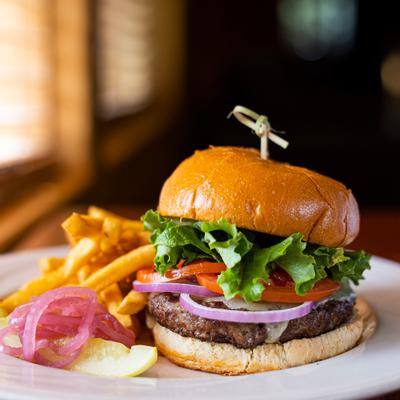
xmin=158 ymin=146 xmax=359 ymax=247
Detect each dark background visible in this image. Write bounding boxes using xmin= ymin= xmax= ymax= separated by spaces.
xmin=85 ymin=0 xmax=400 ymax=208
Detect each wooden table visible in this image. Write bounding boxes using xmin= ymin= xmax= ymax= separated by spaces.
xmin=10 ymin=206 xmax=400 ymax=400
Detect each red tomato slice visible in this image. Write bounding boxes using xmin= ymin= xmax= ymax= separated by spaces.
xmin=196 ymin=273 xmax=340 ymax=303
xmin=196 ymin=273 xmax=224 ymax=294
xmin=136 ymin=261 xmax=226 ymax=283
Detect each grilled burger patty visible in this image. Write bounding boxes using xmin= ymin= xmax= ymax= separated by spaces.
xmin=148 ymin=293 xmax=355 ymax=349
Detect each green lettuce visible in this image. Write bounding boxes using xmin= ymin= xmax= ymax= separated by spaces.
xmin=142 ymin=210 xmax=371 ymax=302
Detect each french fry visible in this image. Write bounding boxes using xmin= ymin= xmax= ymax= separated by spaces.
xmin=100 ymin=284 xmax=132 ymax=329
xmin=81 ymin=244 xmax=155 ymax=293
xmin=122 ymin=220 xmax=145 ymax=232
xmin=39 ymin=257 xmax=65 ymax=274
xmin=90 ymin=252 xmax=118 ymax=269
xmin=102 ymin=217 xmax=122 ymax=246
xmin=100 ymin=217 xmax=123 ymax=254
xmin=77 ymin=264 xmax=92 ymax=283
xmin=99 ymin=240 xmax=113 ymax=255
xmin=136 ymin=231 xmax=150 ymax=246
xmin=0 ymin=269 xmax=67 ymax=312
xmin=63 ymin=237 xmax=98 ymax=278
xmin=117 ymin=289 xmax=148 ymax=315
xmin=88 ymin=206 xmax=144 ymax=232
xmin=88 ymin=206 xmax=123 ymax=221
xmin=1 ymin=205 xmax=153 ymax=329
xmin=120 ymin=229 xmax=136 ymax=242
xmin=117 ymin=231 xmax=140 ymax=254
xmin=62 ymin=213 xmax=102 ymax=244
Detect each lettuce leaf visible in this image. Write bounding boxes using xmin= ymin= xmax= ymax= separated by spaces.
xmin=196 ymin=220 xmax=253 ymax=268
xmin=142 ymin=210 xmax=371 ymax=302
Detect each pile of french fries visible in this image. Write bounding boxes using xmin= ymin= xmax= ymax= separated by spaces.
xmin=0 ymin=206 xmax=155 ymax=335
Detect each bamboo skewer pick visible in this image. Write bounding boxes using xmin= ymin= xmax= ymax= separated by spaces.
xmin=228 ymin=105 xmax=289 ymax=160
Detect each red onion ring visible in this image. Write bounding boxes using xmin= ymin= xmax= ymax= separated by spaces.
xmin=22 ymin=287 xmax=97 ymax=362
xmin=0 ymin=286 xmax=135 ymax=368
xmin=56 ymin=295 xmax=97 ymax=356
xmin=179 ymin=293 xmax=315 ymax=323
xmin=133 ymin=280 xmax=217 ymax=297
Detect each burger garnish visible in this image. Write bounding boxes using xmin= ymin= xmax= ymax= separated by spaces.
xmin=139 ymin=210 xmax=370 ymax=304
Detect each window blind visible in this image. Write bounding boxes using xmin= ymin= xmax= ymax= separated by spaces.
xmin=97 ymin=0 xmax=155 ymax=118
xmin=0 ymin=0 xmax=54 ymax=168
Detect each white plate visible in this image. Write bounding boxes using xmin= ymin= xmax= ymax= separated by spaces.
xmin=0 ymin=246 xmax=398 ymax=400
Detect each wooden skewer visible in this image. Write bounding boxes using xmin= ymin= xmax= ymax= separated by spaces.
xmin=228 ymin=105 xmax=289 ymax=160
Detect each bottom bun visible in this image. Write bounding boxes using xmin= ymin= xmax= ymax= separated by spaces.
xmin=146 ymin=298 xmax=376 ymax=375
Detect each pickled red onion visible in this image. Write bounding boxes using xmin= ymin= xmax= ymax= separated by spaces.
xmin=0 ymin=287 xmax=135 ymax=368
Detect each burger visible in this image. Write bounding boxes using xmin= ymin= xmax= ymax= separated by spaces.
xmin=134 ymin=146 xmax=375 ymax=375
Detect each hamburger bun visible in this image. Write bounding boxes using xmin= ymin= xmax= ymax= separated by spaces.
xmin=158 ymin=146 xmax=359 ymax=247
xmin=146 ymin=298 xmax=376 ymax=375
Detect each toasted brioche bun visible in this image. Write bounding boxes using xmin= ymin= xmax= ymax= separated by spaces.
xmin=158 ymin=146 xmax=359 ymax=247
xmin=147 ymin=298 xmax=375 ymax=375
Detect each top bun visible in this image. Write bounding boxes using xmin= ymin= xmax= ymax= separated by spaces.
xmin=157 ymin=146 xmax=359 ymax=247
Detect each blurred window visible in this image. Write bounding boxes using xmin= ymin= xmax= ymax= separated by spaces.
xmin=0 ymin=0 xmax=183 ymax=248
xmin=94 ymin=0 xmax=184 ymax=167
xmin=0 ymin=0 xmax=55 ymax=168
xmin=0 ymin=0 xmax=91 ymax=250
xmin=97 ymin=0 xmax=154 ymax=118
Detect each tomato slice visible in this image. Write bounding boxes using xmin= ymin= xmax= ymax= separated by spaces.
xmin=196 ymin=273 xmax=223 ymax=294
xmin=136 ymin=261 xmax=226 ymax=284
xmin=196 ymin=273 xmax=340 ymax=303
xmin=260 ymin=278 xmax=340 ymax=302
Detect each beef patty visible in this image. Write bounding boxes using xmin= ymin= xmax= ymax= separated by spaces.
xmin=148 ymin=292 xmax=355 ymax=349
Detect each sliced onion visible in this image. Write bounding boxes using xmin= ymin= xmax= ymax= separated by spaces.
xmin=202 ymin=296 xmax=296 ymax=312
xmin=22 ymin=287 xmax=97 ymax=362
xmin=179 ymin=293 xmax=314 ymax=323
xmin=133 ymin=280 xmax=217 ymax=297
xmin=95 ymin=313 xmax=135 ymax=347
xmin=55 ymin=294 xmax=97 ymax=356
xmin=0 ymin=286 xmax=135 ymax=368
